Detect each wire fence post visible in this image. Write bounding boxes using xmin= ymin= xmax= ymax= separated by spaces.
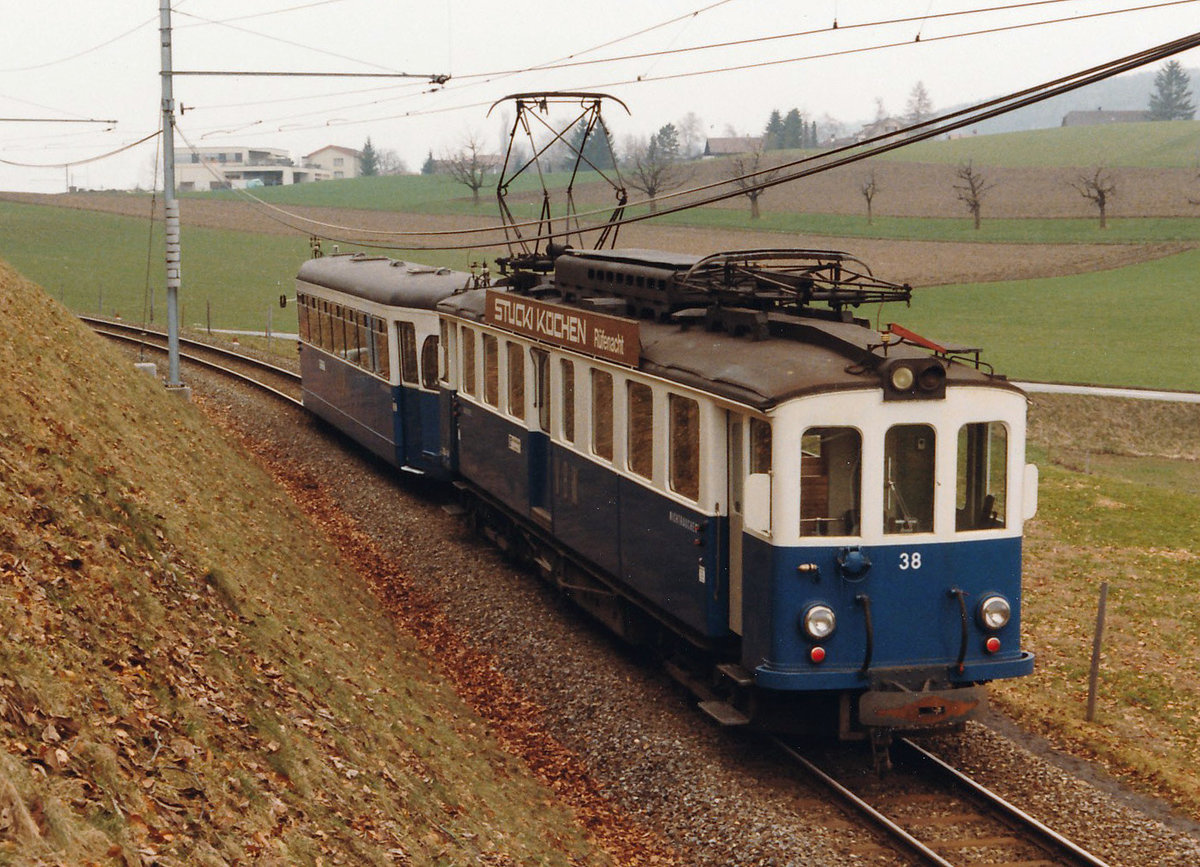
xmin=1086 ymin=581 xmax=1109 ymax=722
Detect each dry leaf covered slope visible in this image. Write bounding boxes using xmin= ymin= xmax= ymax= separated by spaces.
xmin=0 ymin=258 xmax=609 ymax=865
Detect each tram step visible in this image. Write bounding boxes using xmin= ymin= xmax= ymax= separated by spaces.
xmin=699 ymin=700 xmax=751 ymax=727
xmin=716 ymin=662 xmax=754 ymax=687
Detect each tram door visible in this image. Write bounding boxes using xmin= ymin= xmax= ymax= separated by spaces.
xmin=529 ymin=349 xmax=552 ymax=522
xmin=727 ymin=414 xmax=745 ymax=636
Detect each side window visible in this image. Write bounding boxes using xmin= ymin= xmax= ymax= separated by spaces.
xmin=531 ymin=349 xmax=550 ymax=433
xmin=332 ymin=304 xmax=346 ymax=358
xmin=397 ymin=321 xmax=418 ymax=385
xmin=627 ymin=381 xmax=653 ymax=480
xmin=591 ymin=369 xmax=613 ymax=461
xmin=957 ymin=422 xmax=1008 ymax=530
xmin=297 ymin=294 xmax=310 ymax=342
xmin=483 ymin=334 xmax=499 ymax=407
xmin=421 ymin=336 xmax=439 ymax=390
xmin=354 ymin=312 xmax=369 ymax=368
xmin=561 ymin=359 xmax=575 ymax=443
xmin=374 ymin=317 xmax=390 ymax=377
xmin=320 ymin=301 xmax=332 ymax=353
xmin=884 ymin=424 xmax=936 ymax=534
xmin=506 ymin=342 xmax=525 ymax=420
xmin=461 ymin=328 xmax=477 ymax=396
xmin=800 ymin=427 xmax=862 ymax=537
xmin=669 ymin=394 xmax=699 ymax=500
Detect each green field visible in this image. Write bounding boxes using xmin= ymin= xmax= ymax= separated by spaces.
xmin=0 ymin=200 xmax=475 ymax=333
xmin=897 ymin=249 xmax=1200 ymax=391
xmin=878 ymin=119 xmax=1200 ymax=168
xmin=2 ymin=197 xmax=1197 ymax=391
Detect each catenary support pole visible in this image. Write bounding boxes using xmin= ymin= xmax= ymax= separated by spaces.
xmin=160 ymin=0 xmax=184 ymax=391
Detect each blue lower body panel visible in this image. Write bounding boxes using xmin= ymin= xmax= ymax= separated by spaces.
xmin=742 ymin=535 xmax=1034 ymax=691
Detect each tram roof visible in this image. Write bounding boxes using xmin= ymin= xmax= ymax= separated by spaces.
xmin=297 ymin=254 xmax=470 ymax=309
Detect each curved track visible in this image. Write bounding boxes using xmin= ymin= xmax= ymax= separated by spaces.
xmin=82 ymin=316 xmax=302 ymax=407
xmin=777 ymin=736 xmax=1112 ymax=866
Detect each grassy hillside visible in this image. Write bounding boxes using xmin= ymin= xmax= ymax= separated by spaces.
xmin=1006 ymin=395 xmax=1200 ymax=819
xmin=0 ymin=258 xmax=621 ymax=864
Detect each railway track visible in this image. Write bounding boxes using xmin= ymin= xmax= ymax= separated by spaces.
xmin=82 ymin=316 xmax=302 ymax=406
xmin=81 ymin=314 xmax=1148 ymax=865
xmin=777 ymin=735 xmax=1112 ymax=866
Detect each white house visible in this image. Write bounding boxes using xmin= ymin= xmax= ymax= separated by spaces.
xmin=303 ymin=145 xmax=363 ymax=179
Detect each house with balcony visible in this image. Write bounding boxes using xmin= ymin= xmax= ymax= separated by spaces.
xmin=174 ymin=146 xmax=331 ymax=191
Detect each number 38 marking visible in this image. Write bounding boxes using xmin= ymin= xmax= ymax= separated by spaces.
xmin=898 ymin=552 xmax=922 ymax=570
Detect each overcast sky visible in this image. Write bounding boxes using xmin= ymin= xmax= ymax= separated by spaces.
xmin=2 ymin=0 xmax=1198 ymax=193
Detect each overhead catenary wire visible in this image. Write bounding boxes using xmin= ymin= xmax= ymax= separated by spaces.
xmin=0 ymin=129 xmax=160 ymax=169
xmin=230 ymin=0 xmax=1197 ymax=139
xmin=192 ymin=25 xmax=1200 ymax=248
xmin=193 ymin=27 xmax=1200 ymax=253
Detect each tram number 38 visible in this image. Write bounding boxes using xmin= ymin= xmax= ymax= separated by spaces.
xmin=898 ymin=552 xmax=923 ymax=570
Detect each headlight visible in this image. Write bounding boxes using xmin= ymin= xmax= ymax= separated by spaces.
xmin=801 ymin=604 xmax=837 ymax=641
xmin=978 ymin=595 xmax=1011 ymax=631
xmin=890 ymin=365 xmax=915 ymax=391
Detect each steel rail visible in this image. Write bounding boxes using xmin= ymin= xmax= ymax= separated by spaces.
xmin=895 ymin=737 xmax=1114 ymax=867
xmin=771 ymin=737 xmax=957 ymax=866
xmin=88 ymin=322 xmax=302 ymax=408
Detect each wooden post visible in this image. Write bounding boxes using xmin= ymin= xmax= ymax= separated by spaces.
xmin=1086 ymin=581 xmax=1109 ymax=722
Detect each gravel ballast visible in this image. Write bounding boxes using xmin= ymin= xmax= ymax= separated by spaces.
xmin=194 ymin=363 xmax=1200 ymax=866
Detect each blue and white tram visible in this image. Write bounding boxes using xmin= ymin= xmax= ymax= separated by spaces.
xmin=295 ymin=248 xmax=1037 ymax=738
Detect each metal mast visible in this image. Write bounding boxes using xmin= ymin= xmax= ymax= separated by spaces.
xmin=159 ymin=0 xmax=184 ymax=392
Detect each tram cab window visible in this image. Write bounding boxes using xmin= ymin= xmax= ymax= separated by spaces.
xmin=482 ymin=334 xmax=499 ymax=407
xmin=884 ymin=424 xmax=936 ymax=534
xmin=592 ymin=369 xmax=614 ymax=461
xmin=749 ymin=418 xmax=772 ymax=474
xmin=800 ymin=427 xmax=861 ymax=537
xmin=397 ymin=322 xmax=419 ymax=385
xmin=627 ymin=381 xmax=653 ymax=480
xmin=439 ymin=321 xmax=451 ymax=385
xmin=531 ymin=349 xmax=551 ymax=433
xmin=506 ymin=342 xmax=525 ymax=420
xmin=561 ymin=359 xmax=576 ymax=442
xmin=669 ymin=395 xmax=700 ymax=500
xmin=461 ymin=328 xmax=477 ymax=396
xmin=957 ymin=422 xmax=1007 ymax=530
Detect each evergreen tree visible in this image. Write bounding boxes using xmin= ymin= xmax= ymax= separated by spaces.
xmin=1148 ymin=60 xmax=1195 ymax=120
xmin=654 ymin=123 xmax=680 ymax=159
xmin=567 ymin=120 xmax=616 ymax=171
xmin=763 ymin=110 xmax=785 ymax=149
xmin=781 ymin=109 xmax=804 ymax=149
xmin=421 ymin=150 xmax=437 ymax=175
xmin=360 ymin=137 xmax=379 ymax=176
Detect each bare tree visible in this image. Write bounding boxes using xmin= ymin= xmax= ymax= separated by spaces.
xmin=624 ymin=126 xmax=688 ymax=213
xmin=677 ymin=111 xmax=704 ymax=159
xmin=1070 ymin=167 xmax=1116 ymax=228
xmin=443 ymin=133 xmax=492 ymax=205
xmin=376 ymin=148 xmax=408 ymax=176
xmin=953 ymin=161 xmax=994 ymax=230
xmin=860 ymin=170 xmax=879 ymax=224
xmin=905 ymin=81 xmax=933 ymax=126
xmin=728 ymin=145 xmax=781 ymax=220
